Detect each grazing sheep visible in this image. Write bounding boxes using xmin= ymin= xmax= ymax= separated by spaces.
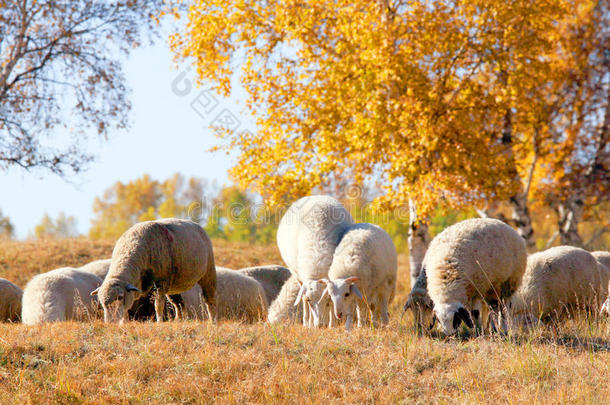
xmin=80 ymin=259 xmax=112 ymax=279
xmin=318 ymin=223 xmax=398 ymax=331
xmin=402 ymin=268 xmax=435 ymax=331
xmin=511 ymin=246 xmax=609 ymax=324
xmin=0 ymin=278 xmax=22 ymax=322
xmin=425 ymin=218 xmax=527 ymax=335
xmin=180 ymin=268 xmax=268 ymax=322
xmin=22 ymin=268 xmax=102 ymax=325
xmin=238 ymin=265 xmax=291 ymax=304
xmin=91 ymin=219 xmax=216 ymax=323
xmin=276 ymin=195 xmax=353 ymax=326
xmin=268 ymin=274 xmax=303 ymax=324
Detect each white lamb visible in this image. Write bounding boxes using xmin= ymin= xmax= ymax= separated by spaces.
xmin=21 ymin=268 xmax=103 ymax=325
xmin=274 ymin=195 xmax=354 ymax=327
xmin=318 ymin=223 xmax=397 ymax=331
xmin=511 ymin=246 xmax=609 ymax=324
xmin=425 ymin=218 xmax=527 ymax=335
xmin=0 ymin=278 xmax=23 ymax=322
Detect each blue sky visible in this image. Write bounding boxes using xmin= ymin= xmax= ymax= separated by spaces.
xmin=0 ymin=40 xmax=254 ymax=238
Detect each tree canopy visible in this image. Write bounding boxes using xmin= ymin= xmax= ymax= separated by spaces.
xmin=0 ymin=0 xmax=170 ymax=174
xmin=171 ymin=0 xmax=607 ymax=236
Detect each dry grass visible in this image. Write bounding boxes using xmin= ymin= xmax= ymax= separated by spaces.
xmin=0 ymin=239 xmax=609 ymax=403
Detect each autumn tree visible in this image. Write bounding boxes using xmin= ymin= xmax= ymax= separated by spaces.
xmin=172 ymin=0 xmax=606 ymax=262
xmin=0 ymin=0 xmax=171 ymax=174
xmin=89 ymin=173 xmax=210 ymax=240
xmin=33 ymin=212 xmax=79 ymax=239
xmin=0 ymin=209 xmax=14 ymax=239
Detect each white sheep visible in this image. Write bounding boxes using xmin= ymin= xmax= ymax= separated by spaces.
xmin=318 ymin=223 xmax=398 ymax=331
xmin=0 ymin=278 xmax=22 ymax=322
xmin=179 ymin=268 xmax=268 ymax=322
xmin=80 ymin=258 xmax=112 ymax=280
xmin=238 ymin=265 xmax=291 ymax=305
xmin=425 ymin=218 xmax=527 ymax=335
xmin=511 ymin=246 xmax=609 ymax=324
xmin=22 ymin=268 xmax=102 ymax=325
xmin=91 ymin=218 xmax=217 ymax=323
xmin=276 ymin=195 xmax=354 ymax=326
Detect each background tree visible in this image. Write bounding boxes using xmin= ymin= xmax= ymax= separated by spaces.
xmin=0 ymin=0 xmax=170 ymax=174
xmin=33 ymin=212 xmax=79 ymax=239
xmin=0 ymin=209 xmax=14 ymax=239
xmin=89 ymin=173 xmax=211 ymax=240
xmin=172 ymin=0 xmax=606 ymax=258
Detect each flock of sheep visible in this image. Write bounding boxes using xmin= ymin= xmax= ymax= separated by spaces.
xmin=0 ymin=195 xmax=609 ymax=336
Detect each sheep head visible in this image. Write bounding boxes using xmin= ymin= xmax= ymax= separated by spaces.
xmin=403 ymin=288 xmax=435 ymax=331
xmin=91 ymin=279 xmax=140 ymax=323
xmin=434 ymin=302 xmax=473 ymax=335
xmin=319 ymin=276 xmax=363 ymax=323
xmin=294 ymin=279 xmax=329 ymax=327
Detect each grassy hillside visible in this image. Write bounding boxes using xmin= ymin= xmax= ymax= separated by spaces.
xmin=0 ymin=239 xmax=609 ymax=403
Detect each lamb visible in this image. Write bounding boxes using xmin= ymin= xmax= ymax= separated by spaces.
xmin=21 ymin=268 xmax=103 ymax=325
xmin=91 ymin=218 xmax=217 ymax=323
xmin=267 ymin=274 xmax=303 ymax=324
xmin=318 ymin=223 xmax=398 ymax=331
xmin=80 ymin=258 xmax=112 ymax=279
xmin=511 ymin=246 xmax=609 ymax=324
xmin=275 ymin=195 xmax=354 ymax=326
xmin=238 ymin=265 xmax=291 ymax=304
xmin=425 ymin=218 xmax=527 ymax=335
xmin=179 ymin=268 xmax=268 ymax=322
xmin=0 ymin=278 xmax=22 ymax=322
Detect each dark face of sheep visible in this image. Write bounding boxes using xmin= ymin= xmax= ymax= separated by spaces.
xmin=435 ymin=303 xmax=473 ymax=335
xmin=320 ymin=277 xmax=363 ymax=322
xmin=91 ymin=281 xmax=140 ymax=323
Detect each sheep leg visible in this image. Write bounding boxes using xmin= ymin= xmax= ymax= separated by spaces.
xmin=167 ymin=294 xmax=184 ymax=320
xmin=380 ymin=295 xmax=390 ymax=326
xmin=198 ymin=278 xmax=217 ymax=322
xmin=302 ymin=298 xmax=310 ymax=326
xmin=345 ymin=314 xmax=353 ymax=331
xmin=154 ymin=293 xmax=166 ymax=322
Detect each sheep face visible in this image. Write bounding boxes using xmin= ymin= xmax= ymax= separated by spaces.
xmin=91 ymin=280 xmax=140 ymax=323
xmin=434 ymin=302 xmax=473 ymax=335
xmin=294 ymin=279 xmax=328 ymax=327
xmin=320 ymin=277 xmax=363 ymax=322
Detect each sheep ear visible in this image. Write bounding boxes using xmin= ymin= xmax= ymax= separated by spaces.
xmin=294 ymin=284 xmax=306 ymax=306
xmin=90 ymin=288 xmax=100 ymax=296
xmin=125 ymin=284 xmax=140 ymax=293
xmin=350 ymin=284 xmax=364 ymax=300
xmin=317 ymin=286 xmax=329 ymax=305
xmin=317 ymin=278 xmax=329 ymax=285
xmin=345 ymin=276 xmax=360 ymax=284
